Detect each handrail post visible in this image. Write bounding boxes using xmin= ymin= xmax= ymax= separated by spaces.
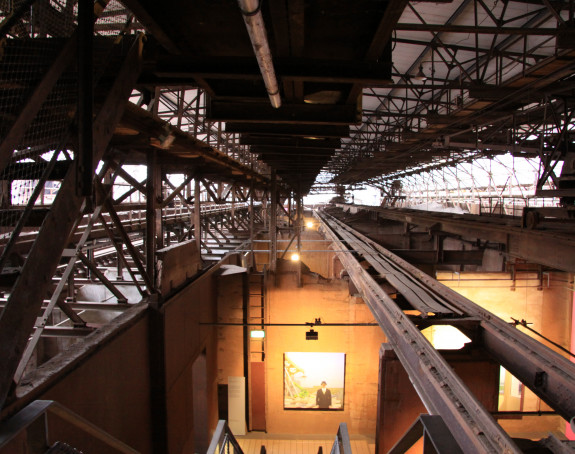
xmin=0 ymin=400 xmax=139 ymax=453
xmin=206 ymin=420 xmax=244 ymax=454
xmin=329 ymin=422 xmax=352 ymax=454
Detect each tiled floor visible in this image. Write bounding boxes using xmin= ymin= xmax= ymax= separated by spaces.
xmin=235 ymin=436 xmax=375 ymax=454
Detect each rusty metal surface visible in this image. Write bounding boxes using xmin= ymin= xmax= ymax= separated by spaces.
xmin=346 ymin=204 xmax=575 ymax=272
xmin=317 ymin=209 xmax=521 ymax=454
xmin=320 ymin=207 xmax=575 ymax=421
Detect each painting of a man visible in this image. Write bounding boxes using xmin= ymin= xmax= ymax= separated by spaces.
xmin=316 ymin=381 xmax=332 ymax=408
xmin=283 ymin=352 xmax=345 ymax=410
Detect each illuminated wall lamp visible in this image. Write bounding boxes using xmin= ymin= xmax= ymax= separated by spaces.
xmin=250 ymin=329 xmax=265 ymax=339
xmin=290 ymin=253 xmax=300 ymax=262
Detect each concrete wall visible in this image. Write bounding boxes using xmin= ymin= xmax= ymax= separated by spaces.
xmin=162 ymin=254 xmax=242 ymax=454
xmin=264 ymin=271 xmax=387 ymax=436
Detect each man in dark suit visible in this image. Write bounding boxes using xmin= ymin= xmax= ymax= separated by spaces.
xmin=316 ymin=381 xmax=332 ymax=408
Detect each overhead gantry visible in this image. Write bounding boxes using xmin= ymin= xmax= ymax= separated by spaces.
xmin=317 ymin=208 xmax=575 ymax=454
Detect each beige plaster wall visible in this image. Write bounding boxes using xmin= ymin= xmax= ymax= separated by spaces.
xmin=264 ymin=269 xmax=387 ymax=436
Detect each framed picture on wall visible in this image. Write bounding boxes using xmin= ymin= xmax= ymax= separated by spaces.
xmin=284 ymin=352 xmax=346 ymax=410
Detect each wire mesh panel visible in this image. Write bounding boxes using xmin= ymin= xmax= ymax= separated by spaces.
xmin=94 ymin=0 xmax=135 ymax=37
xmin=0 ymin=0 xmax=153 ymax=380
xmin=0 ymin=0 xmax=79 ymax=241
xmin=0 ymin=0 xmax=141 ymax=235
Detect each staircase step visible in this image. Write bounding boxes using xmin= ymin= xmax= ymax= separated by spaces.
xmin=45 ymin=441 xmax=84 ymax=453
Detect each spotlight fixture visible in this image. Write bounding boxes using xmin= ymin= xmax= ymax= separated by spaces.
xmin=290 ymin=253 xmax=300 ymax=262
xmin=413 ymin=65 xmax=427 ymax=81
xmin=306 ymin=221 xmax=314 ymax=228
xmin=306 ymin=329 xmax=318 ymax=340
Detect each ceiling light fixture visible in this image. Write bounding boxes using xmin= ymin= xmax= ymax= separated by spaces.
xmin=413 ymin=65 xmax=427 ymax=81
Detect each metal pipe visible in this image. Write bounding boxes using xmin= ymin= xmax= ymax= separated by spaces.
xmin=238 ymin=0 xmax=281 ymax=108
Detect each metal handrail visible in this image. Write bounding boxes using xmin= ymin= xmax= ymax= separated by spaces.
xmin=330 ymin=423 xmax=352 ymax=454
xmin=0 ymin=400 xmax=138 ymax=453
xmin=206 ymin=420 xmax=244 ymax=454
xmin=387 ymin=414 xmax=463 ymax=454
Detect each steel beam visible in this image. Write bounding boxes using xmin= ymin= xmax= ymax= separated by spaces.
xmin=480 ymin=323 xmax=575 ymax=421
xmin=358 ymin=205 xmax=575 ymax=272
xmin=146 ymin=150 xmax=161 ymax=281
xmin=388 ymin=414 xmax=464 ymax=454
xmin=269 ymin=170 xmax=277 ymax=274
xmin=0 ymin=35 xmax=144 ymax=410
xmin=317 ymin=211 xmax=520 ymax=454
xmin=77 ymin=0 xmax=94 ymax=198
xmin=194 ymin=179 xmax=201 ymax=252
xmin=326 ymin=207 xmax=575 ymax=422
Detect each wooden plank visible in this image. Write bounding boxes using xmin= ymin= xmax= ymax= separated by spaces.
xmin=208 ymin=101 xmax=360 ymax=125
xmin=225 ymin=123 xmax=350 ymax=138
xmin=245 ymin=438 xmax=255 ymax=453
xmin=298 ymin=439 xmax=305 ymax=454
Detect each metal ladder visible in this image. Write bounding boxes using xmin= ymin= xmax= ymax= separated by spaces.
xmin=248 ymin=270 xmax=265 ymax=361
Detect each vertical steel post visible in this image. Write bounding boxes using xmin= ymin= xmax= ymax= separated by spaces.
xmin=231 ymin=184 xmax=236 ymax=229
xmin=77 ymin=0 xmax=93 ymax=201
xmin=146 ymin=150 xmax=161 ymax=283
xmin=269 ymin=170 xmax=277 ymax=275
xmin=194 ymin=178 xmax=201 ymax=252
xmin=296 ymin=188 xmax=302 ymax=287
xmin=250 ymin=181 xmax=255 ymax=269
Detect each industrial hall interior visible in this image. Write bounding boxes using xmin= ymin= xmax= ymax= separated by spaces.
xmin=0 ymin=0 xmax=575 ymax=453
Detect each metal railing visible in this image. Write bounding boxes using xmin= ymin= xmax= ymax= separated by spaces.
xmin=0 ymin=400 xmax=139 ymax=453
xmin=329 ymin=423 xmax=352 ymax=454
xmin=206 ymin=420 xmax=244 ymax=454
xmin=387 ymin=415 xmax=463 ymax=454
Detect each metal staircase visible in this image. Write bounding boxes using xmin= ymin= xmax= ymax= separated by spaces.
xmin=0 ymin=400 xmax=138 ymax=454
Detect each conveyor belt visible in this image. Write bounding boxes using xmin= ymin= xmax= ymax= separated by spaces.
xmin=317 ymin=208 xmax=575 ymax=453
xmin=338 ymin=204 xmax=575 ymax=273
